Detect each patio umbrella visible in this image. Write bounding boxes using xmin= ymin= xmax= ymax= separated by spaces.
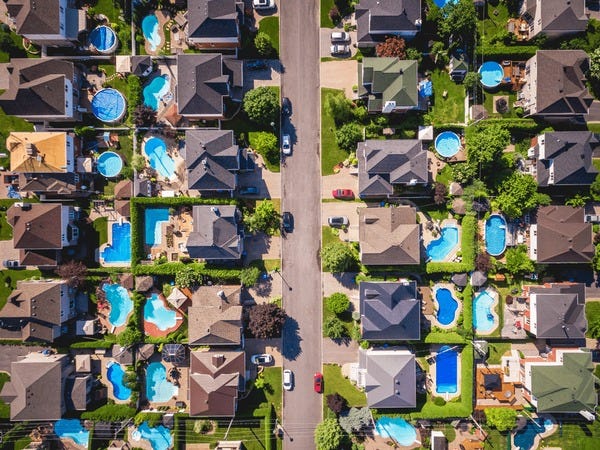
xmin=135 ymin=276 xmax=154 ymax=292
xmin=451 ymin=198 xmax=466 ymax=215
xmin=162 ymin=344 xmax=186 ymax=365
xmin=471 ymin=271 xmax=487 ymax=287
xmin=167 ymin=287 xmax=188 ymax=309
xmin=451 ymin=273 xmax=468 ymax=287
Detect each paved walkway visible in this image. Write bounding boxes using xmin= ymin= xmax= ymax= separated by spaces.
xmin=320 ymin=60 xmax=358 ymax=99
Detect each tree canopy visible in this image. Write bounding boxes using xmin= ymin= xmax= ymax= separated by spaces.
xmin=314 ymin=418 xmax=345 ymax=450
xmin=175 ymin=266 xmax=202 ymax=289
xmin=504 ymin=245 xmax=535 ymax=276
xmin=244 ymin=200 xmax=280 ymax=235
xmin=326 ymin=91 xmax=354 ymax=126
xmin=254 ymin=32 xmax=274 ymax=57
xmin=466 ymin=125 xmax=510 ymax=173
xmin=495 ymin=173 xmax=550 ymax=219
xmin=56 ymin=260 xmax=87 ymax=289
xmin=324 ymin=317 xmax=347 ymax=339
xmin=485 ymin=408 xmax=517 ymax=432
xmin=326 ymin=293 xmax=350 ymax=314
xmin=240 ymin=266 xmax=261 ymax=287
xmin=247 ymin=303 xmax=287 ymax=339
xmin=250 ymin=131 xmax=279 ymax=166
xmin=590 ymin=47 xmax=600 ymax=81
xmin=321 ymin=242 xmax=357 ymax=272
xmin=375 ymin=37 xmax=406 ymax=58
xmin=243 ymin=87 xmax=280 ymax=123
xmin=438 ymin=0 xmax=478 ymax=43
xmin=335 ymin=122 xmax=363 ymax=151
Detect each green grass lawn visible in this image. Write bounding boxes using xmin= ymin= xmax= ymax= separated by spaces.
xmin=483 ymin=428 xmax=508 ymax=450
xmin=0 ymin=269 xmax=42 ymax=311
xmin=0 ymin=210 xmax=14 ymax=241
xmin=323 ymin=297 xmax=354 ymax=338
xmin=0 ymin=373 xmax=10 ymax=419
xmin=93 ymin=217 xmax=109 ymax=246
xmin=585 ymin=302 xmax=600 ymax=338
xmin=322 ymin=226 xmax=341 ymax=248
xmin=321 ymin=88 xmax=349 ymax=175
xmin=486 ymin=342 xmax=512 ymax=365
xmin=477 ymin=2 xmax=511 ymax=46
xmin=482 ymin=88 xmax=518 ymax=118
xmin=258 ymin=17 xmax=280 ymax=56
xmin=541 ymin=421 xmax=600 ymax=450
xmin=435 ymin=164 xmax=453 ymax=185
xmin=430 ymin=70 xmax=465 ymax=125
xmin=0 ymin=110 xmax=34 ymax=155
xmin=323 ymin=364 xmax=366 ymax=417
xmin=184 ymin=418 xmax=270 ymax=450
xmin=89 ymin=0 xmax=123 ymax=24
xmin=320 ymin=0 xmax=336 ymax=27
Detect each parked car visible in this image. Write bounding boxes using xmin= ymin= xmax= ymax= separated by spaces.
xmin=239 ymin=186 xmax=259 ymax=195
xmin=283 ymin=369 xmax=294 ymax=390
xmin=282 ymin=211 xmax=294 ymax=233
xmin=331 ymin=31 xmax=350 ymax=43
xmin=328 ymin=216 xmax=349 ymax=228
xmin=251 ymin=354 xmax=273 ymax=365
xmin=3 ymin=260 xmax=19 ymax=268
xmin=252 ymin=0 xmax=274 ymax=9
xmin=330 ymin=44 xmax=350 ymax=56
xmin=247 ymin=59 xmax=268 ymax=71
xmin=332 ymin=189 xmax=354 ymax=200
xmin=282 ymin=97 xmax=291 ymax=116
xmin=282 ymin=134 xmax=292 ymax=155
xmin=313 ymin=372 xmax=323 ymax=393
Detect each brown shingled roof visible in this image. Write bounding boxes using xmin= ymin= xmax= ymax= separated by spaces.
xmin=7 ymin=203 xmax=62 ymax=250
xmin=188 ymin=285 xmax=242 ymax=346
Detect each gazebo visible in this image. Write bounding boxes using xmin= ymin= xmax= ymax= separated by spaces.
xmin=162 ymin=344 xmax=186 ymax=366
xmin=483 ymin=373 xmax=501 ymax=392
xmin=471 ymin=271 xmax=487 ymax=287
xmin=167 ymin=287 xmax=189 ymax=309
xmin=451 ymin=273 xmax=468 ymax=288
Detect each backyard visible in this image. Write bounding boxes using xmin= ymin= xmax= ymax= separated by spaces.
xmin=541 ymin=420 xmax=600 ymax=450
xmin=0 ymin=269 xmax=42 ymax=310
xmin=430 ymin=69 xmax=465 ymax=125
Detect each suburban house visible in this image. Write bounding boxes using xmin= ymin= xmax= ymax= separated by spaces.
xmin=526 ymin=131 xmax=599 ymax=187
xmin=5 ymin=0 xmax=85 ymax=47
xmin=520 ymin=348 xmax=597 ymax=417
xmin=183 ymin=129 xmax=252 ymax=195
xmin=187 ymin=285 xmax=243 ymax=346
xmin=358 ymin=58 xmax=419 ymax=113
xmin=17 ymin=173 xmax=92 ymax=201
xmin=7 ymin=132 xmax=76 ymax=174
xmin=519 ymin=50 xmax=593 ymax=118
xmin=176 ymin=54 xmax=243 ymax=119
xmin=355 ymin=0 xmax=421 ymax=47
xmin=0 ymin=58 xmax=82 ymax=122
xmin=357 ymin=139 xmax=428 ymax=198
xmin=359 ymin=206 xmax=420 ymax=265
xmin=353 ymin=348 xmax=416 ymax=408
xmin=0 ymin=280 xmax=79 ymax=342
xmin=185 ymin=205 xmax=244 ymax=261
xmin=7 ymin=202 xmax=80 ymax=268
xmin=518 ymin=0 xmax=588 ymax=40
xmin=529 ymin=206 xmax=594 ymax=264
xmin=522 ymin=283 xmax=587 ymax=340
xmin=186 ymin=0 xmax=242 ymax=49
xmin=188 ymin=350 xmax=245 ymax=416
xmin=360 ymin=281 xmax=420 ymax=341
xmin=0 ymin=352 xmax=91 ymax=421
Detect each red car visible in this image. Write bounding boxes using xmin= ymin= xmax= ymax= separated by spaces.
xmin=332 ymin=189 xmax=354 ymax=200
xmin=314 ymin=372 xmax=323 ymax=393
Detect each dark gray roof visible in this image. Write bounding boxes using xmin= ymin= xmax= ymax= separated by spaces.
xmin=535 ymin=131 xmax=599 ymax=187
xmin=186 ymin=205 xmax=243 ymax=260
xmin=359 ymin=348 xmax=416 ymax=408
xmin=65 ymin=375 xmax=91 ymax=411
xmin=176 ymin=54 xmax=231 ymax=117
xmin=223 ymin=58 xmax=244 ymax=101
xmin=360 ymin=281 xmax=420 ymax=341
xmin=183 ymin=129 xmax=240 ymax=192
xmin=130 ymin=56 xmax=152 ymax=77
xmin=451 ymin=273 xmax=468 ymax=287
xmin=7 ymin=0 xmax=60 ymax=35
xmin=355 ymin=0 xmax=421 ymax=47
xmin=524 ymin=0 xmax=588 ymax=36
xmin=187 ymin=0 xmax=239 ymax=42
xmin=18 ymin=173 xmax=85 ymax=198
xmin=529 ymin=283 xmax=587 ymax=339
xmin=111 ymin=344 xmax=133 ymax=365
xmin=358 ymin=139 xmax=427 ymax=198
xmin=471 ymin=271 xmax=487 ymax=287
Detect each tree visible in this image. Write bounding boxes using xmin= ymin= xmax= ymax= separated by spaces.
xmin=339 ymin=407 xmax=371 ymax=434
xmin=133 ymin=105 xmax=157 ymax=127
xmin=243 ymin=87 xmax=280 ymax=123
xmin=484 ymin=408 xmax=517 ymax=432
xmin=475 ymin=253 xmax=493 ymax=272
xmin=126 ymin=75 xmax=142 ymax=119
xmin=326 ymin=393 xmax=347 ymax=415
xmin=314 ymin=418 xmax=345 ymax=450
xmin=504 ymin=245 xmax=535 ymax=276
xmin=74 ymin=126 xmax=97 ymax=140
xmin=247 ymin=303 xmax=287 ymax=339
xmin=434 ymin=182 xmax=447 ymax=205
xmin=590 ymin=47 xmax=600 ymax=81
xmin=324 ymin=317 xmax=347 ymax=339
xmin=566 ymin=193 xmax=589 ymax=207
xmin=466 ymin=125 xmax=510 ymax=172
xmin=131 ymin=154 xmax=146 ymax=172
xmin=463 ymin=71 xmax=482 ymax=103
xmin=335 ymin=122 xmax=363 ymax=151
xmin=244 ymin=200 xmax=280 ymax=235
xmin=495 ymin=173 xmax=551 ymax=219
xmin=438 ymin=0 xmax=477 ymax=43
xmin=430 ymin=41 xmax=449 ymax=66
xmin=405 ymin=47 xmax=422 ymax=63
xmin=326 ymin=293 xmax=350 ymax=314
xmin=240 ymin=266 xmax=261 ymax=287
xmin=254 ymin=32 xmax=274 ymax=57
xmin=175 ymin=266 xmax=202 ymax=289
xmin=251 ymin=131 xmax=279 ymax=164
xmin=591 ymin=173 xmax=600 ymax=201
xmin=375 ymin=37 xmax=406 ymax=58
xmin=117 ymin=326 xmax=143 ymax=347
xmin=329 ymin=6 xmax=341 ymax=24
xmin=321 ymin=242 xmax=357 ymax=272
xmin=55 ymin=260 xmax=87 ymax=289
xmin=326 ymin=91 xmax=354 ymax=126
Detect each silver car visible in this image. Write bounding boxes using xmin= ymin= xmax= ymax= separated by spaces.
xmin=327 ymin=216 xmax=349 ymax=228
xmin=330 ymin=44 xmax=350 ymax=56
xmin=283 ymin=369 xmax=294 ymax=390
xmin=282 ymin=134 xmax=292 ymax=155
xmin=331 ymin=31 xmax=350 ymax=43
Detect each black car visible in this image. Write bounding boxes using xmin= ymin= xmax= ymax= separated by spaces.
xmin=282 ymin=97 xmax=291 ymax=116
xmin=247 ymin=59 xmax=268 ymax=71
xmin=282 ymin=211 xmax=293 ymax=233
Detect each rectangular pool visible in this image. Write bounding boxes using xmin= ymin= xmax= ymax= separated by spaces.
xmin=436 ymin=345 xmax=458 ymax=394
xmin=144 ymin=208 xmax=170 ymax=246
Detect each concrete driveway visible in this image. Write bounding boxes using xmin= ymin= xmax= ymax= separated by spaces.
xmin=0 ymin=240 xmax=20 ymax=267
xmin=245 ymin=338 xmax=283 ymax=371
xmin=320 ymin=60 xmax=358 ymax=99
xmin=243 ymin=60 xmax=282 ymax=92
xmin=319 ymin=28 xmax=358 ymax=59
xmin=321 ymin=202 xmax=362 ymax=241
xmin=322 ymin=166 xmax=359 ymax=198
xmin=238 ymin=154 xmax=281 ymax=199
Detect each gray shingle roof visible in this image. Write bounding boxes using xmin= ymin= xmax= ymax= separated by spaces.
xmin=7 ymin=0 xmax=60 ymax=35
xmin=186 ymin=205 xmax=243 ymax=260
xmin=187 ymin=0 xmax=239 ymax=42
xmin=130 ymin=56 xmax=152 ymax=77
xmin=529 ymin=283 xmax=587 ymax=339
xmin=524 ymin=0 xmax=588 ymax=36
xmin=355 ymin=0 xmax=421 ymax=47
xmin=7 ymin=203 xmax=63 ymax=250
xmin=188 ymin=285 xmax=242 ymax=345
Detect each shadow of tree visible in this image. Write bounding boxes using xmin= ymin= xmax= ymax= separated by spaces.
xmin=333 ymin=272 xmax=358 ymax=289
xmin=281 ymin=316 xmax=302 ymax=360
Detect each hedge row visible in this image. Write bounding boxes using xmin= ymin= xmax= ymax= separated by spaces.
xmin=476 ymin=45 xmax=538 ymax=59
xmin=131 ymin=197 xmax=238 ymax=207
xmin=462 ymin=285 xmax=474 ymax=335
xmin=70 ymin=339 xmax=115 ymax=349
xmin=81 ymin=403 xmax=137 ymax=421
xmin=426 ymin=214 xmax=476 ymax=274
xmin=477 ymin=118 xmax=546 ymax=132
xmin=423 ymin=331 xmax=466 ymax=344
xmin=133 ymin=262 xmax=241 ymax=283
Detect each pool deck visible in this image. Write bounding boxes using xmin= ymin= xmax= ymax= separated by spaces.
xmin=143 ymin=291 xmax=185 ymax=337
xmin=145 ymin=207 xmax=193 ymax=262
xmin=142 ymin=354 xmax=189 ymax=410
xmin=474 ymin=288 xmax=500 ymax=336
xmin=144 ymin=10 xmax=168 ymax=56
xmin=141 ymin=132 xmax=185 ymax=187
xmin=422 ymin=218 xmax=462 ymax=263
xmin=429 ymin=344 xmax=461 ymax=401
xmin=475 ymin=364 xmax=523 ymax=410
xmin=430 ymin=283 xmax=462 ymax=330
xmin=363 ymin=428 xmax=422 ymax=450
xmin=101 ymin=359 xmax=132 ymax=405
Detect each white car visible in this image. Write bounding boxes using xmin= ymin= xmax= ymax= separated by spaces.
xmin=283 ymin=369 xmax=294 ymax=391
xmin=250 ymin=354 xmax=273 ymax=365
xmin=253 ymin=0 xmax=274 ymax=9
xmin=330 ymin=44 xmax=350 ymax=56
xmin=282 ymin=134 xmax=292 ymax=155
xmin=331 ymin=31 xmax=350 ymax=43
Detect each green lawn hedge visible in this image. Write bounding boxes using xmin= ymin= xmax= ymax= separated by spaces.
xmin=133 ymin=262 xmax=241 ymax=282
xmin=426 ymin=214 xmax=476 ymax=274
xmin=476 ymin=45 xmax=538 ymax=59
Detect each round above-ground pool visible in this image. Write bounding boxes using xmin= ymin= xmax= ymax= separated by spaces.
xmin=97 ymin=151 xmax=123 ymax=178
xmin=91 ymin=88 xmax=126 ymax=123
xmin=142 ymin=14 xmax=161 ymax=51
xmin=485 ymin=214 xmax=507 ymax=256
xmin=478 ymin=61 xmax=504 ymax=89
xmin=435 ymin=131 xmax=461 ymax=158
xmin=375 ymin=417 xmax=417 ymax=447
xmin=434 ymin=287 xmax=459 ymax=326
xmin=89 ymin=25 xmax=118 ymax=54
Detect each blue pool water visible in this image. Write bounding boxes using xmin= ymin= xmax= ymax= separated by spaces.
xmin=102 ymin=283 xmax=134 ymax=327
xmin=55 ymin=420 xmax=89 ymax=447
xmin=92 ymin=89 xmax=126 ymax=122
xmin=142 ymin=15 xmax=161 ymax=51
xmin=101 ymin=222 xmax=131 ymax=264
xmin=137 ymin=422 xmax=173 ymax=450
xmin=436 ymin=345 xmax=458 ymax=394
xmin=144 ymin=293 xmax=177 ymax=331
xmin=97 ymin=151 xmax=123 ymax=177
xmin=143 ymin=137 xmax=175 ymax=178
xmin=146 ymin=362 xmax=177 ymax=403
xmin=143 ymin=76 xmax=170 ymax=111
xmin=434 ymin=0 xmax=456 ymax=7
xmin=434 ymin=288 xmax=459 ymax=325
xmin=479 ymin=61 xmax=504 ymax=89
xmin=426 ymin=226 xmax=459 ymax=261
xmin=89 ymin=25 xmax=117 ymax=53
xmin=514 ymin=419 xmax=554 ymax=450
xmin=375 ymin=417 xmax=417 ymax=446
xmin=485 ymin=214 xmax=507 ymax=256
xmin=435 ymin=131 xmax=461 ymax=158
xmin=145 ymin=208 xmax=170 ymax=246
xmin=106 ymin=361 xmax=132 ymax=401
xmin=473 ymin=290 xmax=496 ymax=333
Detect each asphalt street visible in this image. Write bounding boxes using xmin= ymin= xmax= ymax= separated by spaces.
xmin=279 ymin=0 xmax=323 ymax=448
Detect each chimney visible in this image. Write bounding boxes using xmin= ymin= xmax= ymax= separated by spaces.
xmin=212 ymin=354 xmax=225 ymax=367
xmin=217 ymin=290 xmax=225 ymax=299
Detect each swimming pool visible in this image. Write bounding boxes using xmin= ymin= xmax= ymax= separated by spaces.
xmin=136 ymin=422 xmax=173 ymax=450
xmin=145 ymin=208 xmax=170 ymax=246
xmin=434 ymin=0 xmax=456 ymax=6
xmin=436 ymin=345 xmax=458 ymax=394
xmin=146 ymin=362 xmax=178 ymax=403
xmin=143 ymin=76 xmax=170 ymax=111
xmin=473 ymin=290 xmax=496 ymax=333
xmin=142 ymin=14 xmax=161 ymax=51
xmin=514 ymin=418 xmax=554 ymax=450
xmin=92 ymin=88 xmax=126 ymax=123
xmin=485 ymin=214 xmax=507 ymax=256
xmin=102 ymin=283 xmax=134 ymax=327
xmin=143 ymin=137 xmax=176 ymax=178
xmin=479 ymin=61 xmax=504 ymax=89
xmin=89 ymin=25 xmax=118 ymax=53
xmin=435 ymin=131 xmax=461 ymax=158
xmin=55 ymin=419 xmax=89 ymax=447
xmin=106 ymin=361 xmax=132 ymax=401
xmin=426 ymin=226 xmax=459 ymax=261
xmin=144 ymin=293 xmax=177 ymax=331
xmin=375 ymin=417 xmax=417 ymax=446
xmin=434 ymin=288 xmax=459 ymax=325
xmin=101 ymin=222 xmax=131 ymax=264
xmin=97 ymin=151 xmax=123 ymax=178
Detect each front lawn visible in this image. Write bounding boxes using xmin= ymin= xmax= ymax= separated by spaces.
xmin=323 ymin=364 xmax=366 ymax=417
xmin=320 ymin=0 xmax=336 ymax=28
xmin=0 ymin=373 xmax=10 ymax=419
xmin=322 ymin=226 xmax=341 ymax=248
xmin=0 ymin=269 xmax=42 ymax=310
xmin=258 ymin=17 xmax=280 ymax=56
xmin=0 ymin=110 xmax=34 ymax=155
xmin=238 ymin=367 xmax=282 ymax=418
xmin=322 ymin=296 xmax=354 ymax=338
xmin=321 ymin=88 xmax=349 ymax=175
xmin=585 ymin=302 xmax=600 ymax=338
xmin=430 ymin=70 xmax=465 ymax=125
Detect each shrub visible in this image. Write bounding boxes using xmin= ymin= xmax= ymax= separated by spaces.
xmin=324 ymin=317 xmax=347 ymax=339
xmin=326 ymin=393 xmax=347 ymax=415
xmin=433 ymin=396 xmax=446 ymax=406
xmin=335 ymin=122 xmax=363 ymax=151
xmin=240 ymin=266 xmax=261 ymax=287
xmin=326 ymin=293 xmax=350 ymax=314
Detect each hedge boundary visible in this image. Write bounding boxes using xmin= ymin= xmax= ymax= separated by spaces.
xmin=426 ymin=214 xmax=476 ymax=274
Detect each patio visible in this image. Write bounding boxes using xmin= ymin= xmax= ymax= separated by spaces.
xmin=141 ymin=353 xmax=189 ymax=410
xmin=142 ymin=291 xmax=185 ymax=338
xmin=475 ymin=364 xmax=523 ymax=409
xmin=148 ymin=206 xmax=193 ymax=261
xmin=139 ymin=132 xmax=186 ymax=189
